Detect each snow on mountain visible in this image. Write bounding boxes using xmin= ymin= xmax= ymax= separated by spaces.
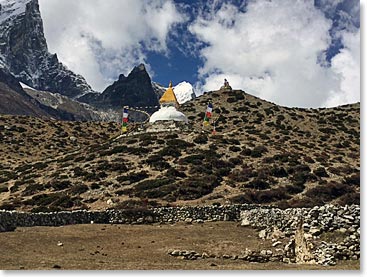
xmin=173 ymin=81 xmax=195 ymax=105
xmin=0 ymin=0 xmax=94 ymax=99
xmin=0 ymin=0 xmax=31 ymax=24
xmin=152 ymin=81 xmax=195 ymax=105
xmin=20 ymin=81 xmax=34 ymax=90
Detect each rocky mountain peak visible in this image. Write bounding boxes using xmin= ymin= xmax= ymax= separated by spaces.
xmin=79 ymin=64 xmax=159 ymax=111
xmin=0 ymin=0 xmax=94 ymax=98
xmin=132 ymin=63 xmax=146 ymax=73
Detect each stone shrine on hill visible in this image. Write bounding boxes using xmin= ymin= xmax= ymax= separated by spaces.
xmin=149 ymin=82 xmax=188 ymax=124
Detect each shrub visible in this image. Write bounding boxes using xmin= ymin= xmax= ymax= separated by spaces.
xmin=176 ymin=175 xmax=220 ymax=200
xmin=291 ymin=171 xmax=312 ymax=186
xmin=134 ymin=178 xmax=172 ymax=191
xmin=90 ymin=183 xmax=101 ymax=190
xmin=127 ymin=147 xmax=149 ymax=155
xmin=271 ymin=167 xmax=288 ymax=178
xmin=285 ymin=183 xmax=305 ymax=194
xmin=313 ymin=167 xmax=329 ymax=178
xmin=246 ymin=178 xmax=270 ymax=190
xmin=25 ymin=193 xmax=61 ymax=206
xmin=68 ymin=184 xmax=89 ymax=195
xmin=22 ymin=183 xmax=44 ymax=196
xmin=73 ymin=167 xmax=86 ymax=177
xmin=165 ymin=134 xmax=178 ymax=139
xmin=0 ymin=185 xmax=8 ymax=193
xmin=166 ymin=168 xmax=187 ymax=178
xmin=229 ymin=146 xmax=241 ymax=152
xmin=250 ymin=146 xmax=267 ymax=158
xmin=285 ymin=197 xmax=324 ymax=208
xmin=116 ymin=171 xmax=149 ymax=184
xmin=51 ymin=195 xmax=74 ymax=209
xmin=240 ymin=148 xmax=252 ymax=156
xmin=179 ymin=154 xmax=205 ymax=165
xmin=146 ymin=155 xmax=171 ymax=170
xmin=344 ymin=173 xmax=360 ymax=186
xmin=337 ymin=192 xmax=360 ymax=205
xmin=167 ymin=139 xmax=193 ymax=148
xmin=33 ymin=162 xmax=48 ymax=170
xmin=228 ymin=166 xmax=255 ymax=182
xmin=158 ymin=146 xmax=181 ymax=158
xmin=303 ymin=156 xmax=315 ymax=163
xmin=305 ymin=182 xmax=353 ymax=203
xmin=231 ymin=188 xmax=290 ymax=204
xmin=228 ymin=157 xmax=243 ymax=165
xmin=193 ymin=134 xmax=208 ymax=144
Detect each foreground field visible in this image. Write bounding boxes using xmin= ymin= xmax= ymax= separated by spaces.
xmin=0 ymin=222 xmax=359 ymax=270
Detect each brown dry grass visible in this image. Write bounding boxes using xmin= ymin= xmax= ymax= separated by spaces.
xmin=0 ymin=222 xmax=359 ymax=270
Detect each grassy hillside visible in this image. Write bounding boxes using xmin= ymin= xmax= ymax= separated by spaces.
xmin=0 ymin=89 xmax=360 ymax=211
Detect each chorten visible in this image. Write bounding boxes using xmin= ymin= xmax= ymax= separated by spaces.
xmin=149 ymin=82 xmax=188 ymax=123
xmin=220 ymin=78 xmax=232 ymax=91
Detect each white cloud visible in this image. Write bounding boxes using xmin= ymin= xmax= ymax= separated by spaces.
xmin=39 ymin=0 xmax=185 ymax=91
xmin=325 ymin=30 xmax=360 ymax=107
xmin=190 ymin=0 xmax=360 ymax=108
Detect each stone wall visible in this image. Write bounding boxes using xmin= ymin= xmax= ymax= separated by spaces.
xmin=0 ymin=204 xmax=256 ymax=231
xmin=0 ymin=204 xmax=360 ymax=266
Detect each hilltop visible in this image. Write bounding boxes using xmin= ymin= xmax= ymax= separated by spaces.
xmin=0 ymin=89 xmax=360 ymax=211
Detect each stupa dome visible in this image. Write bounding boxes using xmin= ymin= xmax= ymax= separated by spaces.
xmin=149 ymin=106 xmax=188 ymax=123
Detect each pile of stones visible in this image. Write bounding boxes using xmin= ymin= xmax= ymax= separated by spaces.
xmin=240 ymin=204 xmax=360 ymax=266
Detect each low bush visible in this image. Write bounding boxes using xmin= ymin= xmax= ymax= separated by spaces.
xmin=313 ymin=167 xmax=329 ymax=178
xmin=344 ymin=173 xmax=360 ymax=186
xmin=179 ymin=154 xmax=205 ymax=165
xmin=271 ymin=167 xmax=288 ymax=178
xmin=337 ymin=192 xmax=360 ymax=205
xmin=158 ymin=146 xmax=181 ymax=158
xmin=229 ymin=146 xmax=241 ymax=152
xmin=250 ymin=146 xmax=267 ymax=158
xmin=246 ymin=178 xmax=270 ymax=190
xmin=0 ymin=185 xmax=8 ymax=193
xmin=134 ymin=178 xmax=173 ymax=191
xmin=305 ymin=182 xmax=353 ymax=203
xmin=166 ymin=168 xmax=187 ymax=178
xmin=193 ymin=134 xmax=208 ymax=144
xmin=176 ymin=175 xmax=220 ymax=200
xmin=146 ymin=155 xmax=171 ymax=170
xmin=167 ymin=139 xmax=193 ymax=148
xmin=228 ymin=165 xmax=255 ymax=182
xmin=116 ymin=171 xmax=149 ymax=184
xmin=68 ymin=184 xmax=89 ymax=195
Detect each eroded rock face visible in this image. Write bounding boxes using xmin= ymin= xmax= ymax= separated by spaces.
xmin=0 ymin=0 xmax=93 ymax=98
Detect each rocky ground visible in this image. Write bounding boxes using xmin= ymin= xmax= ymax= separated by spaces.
xmin=0 ymin=89 xmax=360 ymax=211
xmin=0 ymin=222 xmax=359 ymax=270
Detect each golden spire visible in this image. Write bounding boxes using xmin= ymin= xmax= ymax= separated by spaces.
xmin=159 ymin=81 xmax=178 ymax=107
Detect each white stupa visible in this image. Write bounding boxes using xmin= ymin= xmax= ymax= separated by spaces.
xmin=149 ymin=82 xmax=188 ymax=124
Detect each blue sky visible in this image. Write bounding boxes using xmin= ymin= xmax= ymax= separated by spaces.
xmin=39 ymin=0 xmax=360 ymax=108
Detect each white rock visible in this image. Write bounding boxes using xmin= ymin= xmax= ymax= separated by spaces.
xmin=272 ymin=241 xmax=282 ymax=247
xmin=259 ymin=229 xmax=267 ymax=239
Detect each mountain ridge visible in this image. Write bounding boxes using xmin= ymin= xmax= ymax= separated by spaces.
xmin=0 ymin=0 xmax=93 ymax=98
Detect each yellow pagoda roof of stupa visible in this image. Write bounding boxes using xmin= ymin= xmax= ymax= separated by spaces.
xmin=160 ymin=81 xmax=178 ymax=105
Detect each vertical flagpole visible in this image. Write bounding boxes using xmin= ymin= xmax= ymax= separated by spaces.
xmin=122 ymin=106 xmax=129 ymax=134
xmin=203 ymin=102 xmax=213 ymax=127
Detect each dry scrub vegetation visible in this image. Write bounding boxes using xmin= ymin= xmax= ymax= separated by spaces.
xmin=0 ymin=89 xmax=360 ymax=211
